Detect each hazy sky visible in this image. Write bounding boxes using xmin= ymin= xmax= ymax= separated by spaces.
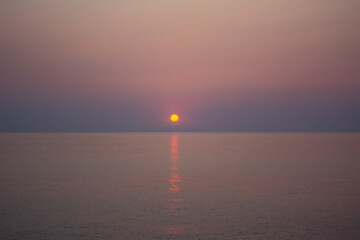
xmin=1 ymin=0 xmax=359 ymax=131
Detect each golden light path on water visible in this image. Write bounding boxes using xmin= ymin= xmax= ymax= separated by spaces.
xmin=166 ymin=133 xmax=185 ymax=235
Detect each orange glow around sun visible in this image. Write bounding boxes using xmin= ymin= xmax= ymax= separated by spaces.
xmin=170 ymin=114 xmax=179 ymax=122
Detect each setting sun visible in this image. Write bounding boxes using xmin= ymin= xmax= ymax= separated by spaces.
xmin=170 ymin=114 xmax=179 ymax=122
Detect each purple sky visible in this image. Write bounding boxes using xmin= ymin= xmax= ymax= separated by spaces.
xmin=1 ymin=0 xmax=359 ymax=131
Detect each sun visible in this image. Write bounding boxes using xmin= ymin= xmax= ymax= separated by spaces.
xmin=170 ymin=114 xmax=179 ymax=122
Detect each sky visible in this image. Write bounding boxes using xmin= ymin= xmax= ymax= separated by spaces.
xmin=0 ymin=0 xmax=359 ymax=132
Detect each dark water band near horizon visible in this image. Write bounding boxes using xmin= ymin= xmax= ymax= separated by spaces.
xmin=0 ymin=133 xmax=359 ymax=239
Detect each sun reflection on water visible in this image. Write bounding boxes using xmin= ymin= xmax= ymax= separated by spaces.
xmin=169 ymin=134 xmax=181 ymax=192
xmin=167 ymin=133 xmax=185 ymax=235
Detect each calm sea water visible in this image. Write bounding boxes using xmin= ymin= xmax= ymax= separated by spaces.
xmin=0 ymin=133 xmax=359 ymax=240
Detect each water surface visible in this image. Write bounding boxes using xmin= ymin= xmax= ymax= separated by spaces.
xmin=0 ymin=133 xmax=359 ymax=239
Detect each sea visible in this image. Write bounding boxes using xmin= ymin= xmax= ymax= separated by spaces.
xmin=0 ymin=133 xmax=359 ymax=240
